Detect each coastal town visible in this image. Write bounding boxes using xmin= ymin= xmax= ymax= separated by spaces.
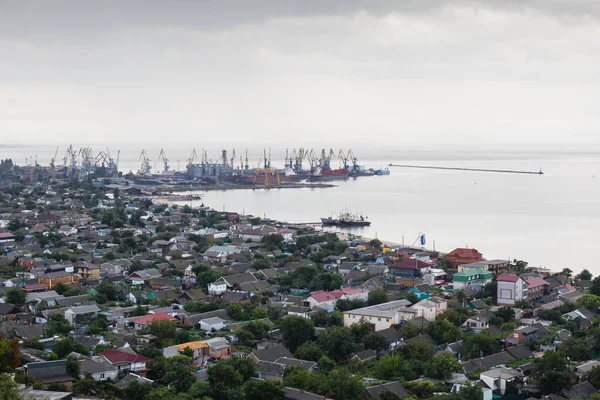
xmin=1 ymin=164 xmax=600 ymax=400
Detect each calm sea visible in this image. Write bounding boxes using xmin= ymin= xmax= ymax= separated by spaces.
xmin=2 ymin=142 xmax=599 ymax=274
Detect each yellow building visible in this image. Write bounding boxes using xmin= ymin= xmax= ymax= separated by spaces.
xmin=77 ymin=263 xmax=100 ymax=280
xmin=38 ymin=271 xmax=79 ymax=287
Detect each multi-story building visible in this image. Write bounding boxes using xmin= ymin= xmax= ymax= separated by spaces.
xmin=497 ymin=275 xmax=527 ymax=306
xmin=389 ymin=259 xmax=432 ymax=288
xmin=452 ymin=268 xmax=494 ymax=291
xmin=524 ymin=277 xmax=550 ymax=302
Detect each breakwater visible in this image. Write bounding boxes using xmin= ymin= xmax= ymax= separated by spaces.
xmin=388 ymin=164 xmax=543 ymax=175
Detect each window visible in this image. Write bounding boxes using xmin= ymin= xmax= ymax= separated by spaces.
xmin=100 ymin=373 xmax=105 ymax=378
xmin=378 ymin=318 xmax=381 ymax=321
xmin=386 ymin=319 xmax=390 ymax=322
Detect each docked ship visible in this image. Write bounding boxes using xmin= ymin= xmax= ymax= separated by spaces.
xmin=321 ymin=210 xmax=371 ymax=227
xmin=308 ymin=167 xmax=349 ymax=181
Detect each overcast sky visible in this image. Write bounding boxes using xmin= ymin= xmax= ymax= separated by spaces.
xmin=1 ymin=0 xmax=599 ymax=147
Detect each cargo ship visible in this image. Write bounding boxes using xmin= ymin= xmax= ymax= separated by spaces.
xmin=321 ymin=210 xmax=371 ymax=227
xmin=308 ymin=167 xmax=349 ymax=181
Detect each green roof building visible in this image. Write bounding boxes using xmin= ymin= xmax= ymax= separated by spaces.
xmin=452 ymin=268 xmax=493 ymax=290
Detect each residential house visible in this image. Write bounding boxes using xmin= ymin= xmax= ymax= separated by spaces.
xmin=524 ymin=277 xmax=550 ymax=302
xmin=446 ymin=248 xmax=484 ymax=269
xmin=149 ymin=277 xmax=178 ymax=291
xmin=342 ymin=299 xmax=417 ymax=331
xmin=304 ymin=288 xmax=369 ymax=311
xmin=463 ymin=311 xmax=494 ymax=332
xmin=496 ymin=275 xmax=527 ymax=306
xmin=163 ymin=338 xmax=232 ymax=368
xmin=559 ymin=290 xmax=585 ymax=304
xmin=37 ymin=271 xmax=79 ymax=287
xmin=364 ymin=381 xmax=410 ymax=399
xmin=457 ymin=259 xmax=510 ymax=275
xmin=76 ymin=355 xmax=119 ymax=381
xmin=480 ymin=368 xmax=523 ymax=396
xmin=77 ymin=262 xmax=100 ymax=280
xmin=213 ymin=272 xmax=259 ymax=290
xmin=64 ymin=304 xmax=101 ymax=327
xmin=239 ymin=225 xmax=279 ymax=241
xmin=100 ymin=260 xmax=132 ymax=276
xmin=133 ymin=312 xmax=176 ymax=331
xmin=506 ymin=324 xmax=551 ymax=347
xmin=24 ymin=360 xmax=75 ymax=389
xmin=208 ymin=281 xmax=227 ymax=296
xmin=411 ymin=298 xmax=448 ymax=321
xmin=178 ymin=289 xmax=207 ymax=304
xmin=127 ymin=269 xmax=162 ymax=285
xmin=99 ymin=348 xmax=151 ymax=376
xmin=389 ymin=259 xmax=432 ymax=287
xmin=199 ymin=317 xmax=226 ymax=332
xmin=452 ymin=268 xmax=494 ymax=291
xmin=58 ymin=225 xmax=78 ymax=236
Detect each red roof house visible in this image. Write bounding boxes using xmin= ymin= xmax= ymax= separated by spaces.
xmin=446 ymin=248 xmax=484 ymax=268
xmin=305 ymin=288 xmax=369 ymax=311
xmin=134 ymin=312 xmax=176 ymax=330
xmin=99 ymin=349 xmax=150 ymax=375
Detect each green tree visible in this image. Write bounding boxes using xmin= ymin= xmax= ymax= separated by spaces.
xmin=243 ymin=379 xmax=284 ymax=400
xmin=533 ymin=350 xmax=571 ymax=394
xmin=404 ymin=380 xmax=437 ymax=399
xmin=494 ymin=306 xmax=516 ymax=324
xmin=461 ymin=332 xmax=501 ymax=360
xmin=561 ymin=268 xmax=573 ymax=279
xmin=5 ymin=288 xmax=26 ymax=307
xmin=592 ymin=277 xmax=600 ymax=297
xmin=145 ymin=387 xmax=178 ymax=400
xmin=575 ymin=269 xmax=593 ymax=281
xmin=164 ymin=355 xmax=196 ymax=393
xmin=588 ymin=366 xmax=600 ymax=389
xmin=563 ymin=337 xmax=591 ymax=361
xmin=208 ymin=363 xmax=243 ymax=400
xmin=326 ymin=368 xmax=364 ymax=400
xmin=317 ymin=326 xmax=359 ymax=363
xmin=280 ymin=316 xmax=315 ymax=352
xmin=375 ymin=353 xmax=413 ymax=381
xmin=425 ymin=319 xmax=462 ymax=344
xmin=0 ymin=338 xmax=20 ymax=373
xmin=0 ymin=373 xmax=21 ymax=400
xmin=576 ymin=294 xmax=600 ymax=311
xmin=122 ymin=381 xmax=153 ymax=400
xmin=148 ymin=320 xmax=176 ymax=343
xmin=364 ymin=332 xmax=389 ymax=353
xmin=367 ymin=289 xmax=388 ymax=306
xmin=425 ymin=353 xmax=459 ymax=380
xmin=261 ymin=234 xmax=284 ymax=251
xmin=294 ymin=341 xmax=324 ymax=362
xmin=72 ymin=374 xmax=97 ymax=396
xmin=45 ymin=314 xmax=71 ymax=337
xmin=53 ymin=336 xmax=89 ymax=358
xmin=22 ymin=338 xmax=43 ymax=350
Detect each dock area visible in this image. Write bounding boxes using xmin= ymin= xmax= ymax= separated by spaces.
xmin=388 ymin=163 xmax=543 ymax=175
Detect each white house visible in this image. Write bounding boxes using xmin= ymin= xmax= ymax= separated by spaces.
xmin=480 ymin=368 xmax=522 ymax=396
xmin=58 ymin=226 xmax=78 ymax=236
xmin=199 ymin=317 xmax=226 ymax=332
xmin=64 ymin=305 xmax=101 ymax=327
xmin=208 ymin=282 xmax=227 ymax=295
xmin=79 ymin=356 xmax=119 ymax=382
xmin=497 ymin=275 xmax=527 ymax=306
xmin=304 ymin=288 xmax=369 ymax=311
xmin=342 ymin=299 xmax=417 ymax=331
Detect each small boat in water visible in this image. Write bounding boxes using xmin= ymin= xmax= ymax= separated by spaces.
xmin=321 ymin=210 xmax=371 ymax=227
xmin=374 ymin=167 xmax=390 ymax=176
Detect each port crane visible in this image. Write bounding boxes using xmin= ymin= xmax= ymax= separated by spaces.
xmin=63 ymin=145 xmax=78 ymax=177
xmin=139 ymin=150 xmax=151 ymax=175
xmin=230 ymin=149 xmax=236 ymax=169
xmin=159 ymin=149 xmax=170 ymax=173
xmin=263 ymin=148 xmax=271 ymax=169
xmin=245 ymin=149 xmax=249 ymax=170
xmin=188 ymin=149 xmax=197 ymax=166
xmin=50 ymin=146 xmax=59 ymax=181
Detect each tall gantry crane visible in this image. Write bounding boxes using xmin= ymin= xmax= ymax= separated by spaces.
xmin=188 ymin=149 xmax=197 ymax=166
xmin=50 ymin=146 xmax=59 ymax=181
xmin=159 ymin=149 xmax=170 ymax=173
xmin=139 ymin=150 xmax=151 ymax=175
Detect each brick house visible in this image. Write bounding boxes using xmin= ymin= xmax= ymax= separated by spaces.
xmin=446 ymin=248 xmax=484 ymax=269
xmin=496 ymin=275 xmax=527 ymax=306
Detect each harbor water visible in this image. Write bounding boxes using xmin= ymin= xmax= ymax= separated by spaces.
xmin=2 ymin=142 xmax=599 ymax=274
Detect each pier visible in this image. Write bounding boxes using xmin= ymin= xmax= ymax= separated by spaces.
xmin=388 ymin=163 xmax=543 ymax=175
